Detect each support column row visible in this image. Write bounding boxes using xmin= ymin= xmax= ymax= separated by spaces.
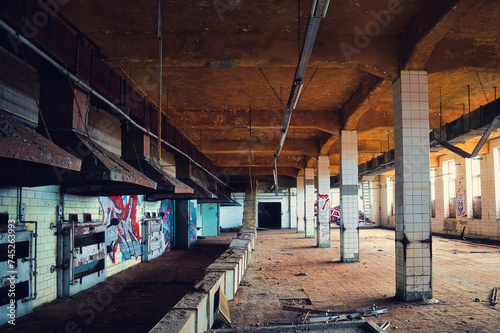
xmin=393 ymin=71 xmax=432 ymax=301
xmin=317 ymin=156 xmax=331 ymax=247
xmin=340 ymin=130 xmax=359 ymax=262
xmin=296 ymin=176 xmax=305 ymax=233
xmin=304 ymin=168 xmax=315 ymax=238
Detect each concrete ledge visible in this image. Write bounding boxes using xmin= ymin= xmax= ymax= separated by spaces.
xmin=206 ymin=262 xmax=238 ymax=300
xmin=149 ymin=309 xmax=196 ymax=333
xmin=174 ymin=292 xmax=209 ymax=333
xmin=203 ymin=272 xmax=225 ymax=328
xmin=151 ymin=229 xmax=257 ymax=332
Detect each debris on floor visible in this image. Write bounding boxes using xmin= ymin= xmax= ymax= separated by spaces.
xmin=491 ymin=287 xmax=498 ymax=306
xmin=295 ymin=272 xmax=308 ymax=276
xmin=307 ymin=305 xmax=388 ymax=323
xmin=423 ymin=298 xmax=440 ymax=304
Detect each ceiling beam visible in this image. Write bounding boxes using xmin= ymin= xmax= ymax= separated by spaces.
xmin=342 ymin=77 xmax=392 ymax=131
xmin=402 ymin=0 xmax=478 ymax=70
xmin=215 ymin=155 xmax=306 ymax=169
xmin=201 ymin=139 xmax=319 ymax=156
xmin=224 ymin=167 xmax=300 ymax=178
xmin=169 ymin=109 xmax=341 ymax=134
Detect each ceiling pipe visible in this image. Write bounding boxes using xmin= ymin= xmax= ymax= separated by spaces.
xmin=0 ymin=19 xmax=231 ymax=189
xmin=272 ymin=0 xmax=330 ymax=192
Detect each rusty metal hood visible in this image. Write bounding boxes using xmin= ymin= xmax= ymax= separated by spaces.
xmin=51 ymin=131 xmax=157 ymax=196
xmin=123 ymin=156 xmax=194 ymax=195
xmin=0 ymin=110 xmax=82 ymax=186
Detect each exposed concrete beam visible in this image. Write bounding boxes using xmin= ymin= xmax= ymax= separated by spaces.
xmin=215 ymin=155 xmax=306 ymax=169
xmin=225 ymin=167 xmax=300 ymax=178
xmin=318 ymin=134 xmax=339 ymax=156
xmin=426 ymin=41 xmax=500 ymax=74
xmin=170 ymin=109 xmax=341 ymax=135
xmin=402 ymin=0 xmax=478 ymax=70
xmin=201 ymin=139 xmax=319 ymax=156
xmin=342 ymin=77 xmax=392 ymax=130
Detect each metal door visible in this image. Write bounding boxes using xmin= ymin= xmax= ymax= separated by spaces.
xmin=202 ymin=203 xmax=219 ymax=236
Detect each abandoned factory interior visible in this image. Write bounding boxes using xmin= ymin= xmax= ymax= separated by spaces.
xmin=1 ymin=0 xmax=500 ymax=332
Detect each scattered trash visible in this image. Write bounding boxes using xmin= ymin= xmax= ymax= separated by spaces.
xmin=424 ymin=298 xmax=440 ymax=304
xmin=296 ymin=272 xmax=308 ymax=276
xmin=377 ymin=249 xmax=384 ymax=252
xmin=380 ymin=321 xmax=391 ymax=331
xmin=491 ymin=287 xmax=498 ymax=306
xmin=307 ymin=305 xmax=388 ymax=323
xmin=258 ymin=267 xmax=264 ymax=271
xmin=474 ymin=298 xmax=480 ymax=302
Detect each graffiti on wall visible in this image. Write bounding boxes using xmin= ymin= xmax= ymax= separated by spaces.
xmin=99 ymin=196 xmax=142 ymax=263
xmin=159 ymin=199 xmax=174 ymax=252
xmin=189 ymin=200 xmax=197 ymax=244
xmin=456 ymin=187 xmax=466 ymax=218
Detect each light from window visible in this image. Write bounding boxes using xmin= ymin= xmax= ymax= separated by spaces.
xmin=442 ymin=160 xmax=456 ymax=218
xmin=466 ymin=157 xmax=482 ymax=219
xmin=387 ymin=177 xmax=394 ymax=217
xmin=431 ymin=169 xmax=436 ymax=218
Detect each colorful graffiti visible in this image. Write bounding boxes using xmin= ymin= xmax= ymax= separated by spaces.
xmin=99 ymin=196 xmax=142 ymax=263
xmin=159 ymin=199 xmax=174 ymax=252
xmin=189 ymin=200 xmax=197 ymax=245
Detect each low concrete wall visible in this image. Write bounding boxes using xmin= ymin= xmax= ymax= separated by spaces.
xmin=150 ymin=228 xmax=256 ymax=333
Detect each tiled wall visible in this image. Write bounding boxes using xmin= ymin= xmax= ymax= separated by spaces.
xmin=219 ymin=193 xmax=244 ymax=229
xmin=296 ymin=176 xmax=305 ymax=233
xmin=289 ymin=187 xmax=297 ymax=229
xmin=304 ymin=168 xmax=315 ymax=238
xmin=340 ymin=130 xmax=359 ymax=261
xmin=0 ymin=46 xmax=39 ymax=125
xmin=87 ymin=107 xmax=122 ymax=156
xmin=317 ymin=156 xmax=330 ymax=246
xmin=393 ymin=71 xmax=432 ymax=300
xmin=0 ymin=187 xmax=159 ymax=308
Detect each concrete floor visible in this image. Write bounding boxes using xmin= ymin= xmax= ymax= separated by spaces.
xmin=229 ymin=229 xmax=500 ymax=333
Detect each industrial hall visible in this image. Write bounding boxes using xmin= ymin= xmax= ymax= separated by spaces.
xmin=0 ymin=0 xmax=499 ymax=332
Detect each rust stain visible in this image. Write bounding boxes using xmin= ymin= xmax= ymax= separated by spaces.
xmin=0 ymin=110 xmax=82 ymax=171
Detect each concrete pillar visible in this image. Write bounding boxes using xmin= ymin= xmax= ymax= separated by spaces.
xmin=296 ymin=176 xmax=305 ymax=233
xmin=340 ymin=130 xmax=359 ymax=262
xmin=317 ymin=156 xmax=331 ymax=247
xmin=289 ymin=187 xmax=297 ymax=229
xmin=304 ymin=168 xmax=315 ymax=238
xmin=393 ymin=71 xmax=432 ymax=301
xmin=242 ymin=178 xmax=257 ymax=229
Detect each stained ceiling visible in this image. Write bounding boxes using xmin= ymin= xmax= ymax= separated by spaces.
xmin=59 ymin=0 xmax=500 ymax=178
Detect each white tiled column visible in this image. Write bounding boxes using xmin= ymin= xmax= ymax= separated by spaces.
xmin=289 ymin=187 xmax=297 ymax=229
xmin=304 ymin=168 xmax=315 ymax=238
xmin=393 ymin=70 xmax=432 ymax=302
xmin=340 ymin=130 xmax=359 ymax=262
xmin=296 ymin=176 xmax=305 ymax=233
xmin=317 ymin=156 xmax=331 ymax=247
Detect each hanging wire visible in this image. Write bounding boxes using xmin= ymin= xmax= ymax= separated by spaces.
xmin=258 ymin=67 xmax=285 ymax=107
xmin=476 ymin=71 xmax=489 ymax=103
xmin=299 ymin=66 xmax=319 ymax=99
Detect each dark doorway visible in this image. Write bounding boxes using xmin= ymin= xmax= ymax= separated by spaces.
xmin=258 ymin=202 xmax=282 ymax=229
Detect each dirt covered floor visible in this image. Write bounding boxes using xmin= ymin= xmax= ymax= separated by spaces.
xmin=229 ymin=229 xmax=500 ymax=333
xmin=1 ymin=233 xmax=235 ymax=333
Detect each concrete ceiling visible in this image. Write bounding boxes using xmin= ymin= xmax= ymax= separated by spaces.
xmin=59 ymin=0 xmax=500 ymax=178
